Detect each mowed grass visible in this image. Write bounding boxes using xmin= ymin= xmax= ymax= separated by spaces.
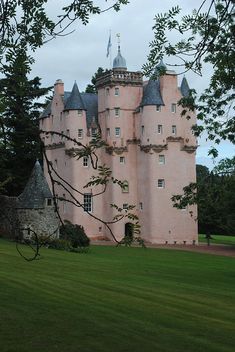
xmin=199 ymin=234 xmax=235 ymax=246
xmin=0 ymin=239 xmax=235 ymax=352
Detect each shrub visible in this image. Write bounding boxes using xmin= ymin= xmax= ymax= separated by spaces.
xmin=60 ymin=220 xmax=90 ymax=249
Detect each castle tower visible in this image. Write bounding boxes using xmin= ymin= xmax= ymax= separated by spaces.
xmin=136 ymin=61 xmax=198 ymax=244
xmin=96 ymin=44 xmax=143 ymax=239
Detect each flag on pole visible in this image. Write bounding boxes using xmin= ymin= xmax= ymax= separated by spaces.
xmin=106 ymin=33 xmax=112 ymax=58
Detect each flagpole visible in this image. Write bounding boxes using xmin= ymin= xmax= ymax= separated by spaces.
xmin=109 ymin=29 xmax=112 ymax=69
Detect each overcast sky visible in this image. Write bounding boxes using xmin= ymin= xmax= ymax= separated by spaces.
xmin=30 ymin=0 xmax=234 ymax=168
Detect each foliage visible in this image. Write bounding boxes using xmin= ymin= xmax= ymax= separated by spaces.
xmin=0 ymin=47 xmax=51 ymax=196
xmin=172 ymin=161 xmax=235 ymax=235
xmin=60 ymin=220 xmax=90 ymax=249
xmin=143 ymin=1 xmax=235 ymax=156
xmin=85 ymin=67 xmax=109 ymax=93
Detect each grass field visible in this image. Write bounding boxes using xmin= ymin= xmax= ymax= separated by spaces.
xmin=199 ymin=234 xmax=235 ymax=246
xmin=0 ymin=238 xmax=235 ymax=352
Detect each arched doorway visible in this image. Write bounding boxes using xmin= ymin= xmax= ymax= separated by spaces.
xmin=125 ymin=222 xmax=134 ymax=239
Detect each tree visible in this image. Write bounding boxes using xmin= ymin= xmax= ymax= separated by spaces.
xmin=0 ymin=47 xmax=51 ymax=196
xmin=85 ymin=67 xmax=109 ymax=94
xmin=172 ymin=160 xmax=235 ymax=235
xmin=143 ymin=0 xmax=235 ymax=156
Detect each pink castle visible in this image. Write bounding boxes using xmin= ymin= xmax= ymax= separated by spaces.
xmin=40 ymin=46 xmax=198 ymax=244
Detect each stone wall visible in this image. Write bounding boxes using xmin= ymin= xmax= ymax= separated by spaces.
xmin=18 ymin=206 xmax=60 ymax=238
xmin=0 ymin=196 xmax=19 ymax=239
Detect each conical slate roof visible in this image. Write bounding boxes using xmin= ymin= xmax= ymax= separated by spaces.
xmin=180 ymin=76 xmax=190 ymax=97
xmin=113 ymin=46 xmax=127 ymax=70
xmin=64 ymin=82 xmax=86 ymax=111
xmin=154 ymin=59 xmax=167 ymax=76
xmin=18 ymin=160 xmax=53 ymax=209
xmin=140 ymin=79 xmax=164 ymax=107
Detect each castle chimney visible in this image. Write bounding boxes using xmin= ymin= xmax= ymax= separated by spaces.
xmin=54 ymin=79 xmax=64 ymax=96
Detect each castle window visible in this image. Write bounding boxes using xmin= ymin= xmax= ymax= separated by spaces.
xmin=47 ymin=198 xmax=52 ymax=206
xmin=114 ymin=108 xmax=120 ymax=117
xmin=78 ymin=129 xmax=83 ymax=139
xmin=84 ymin=194 xmax=92 ymax=212
xmin=139 ymin=202 xmax=143 ymax=210
xmin=172 ymin=125 xmax=177 ymax=135
xmin=158 ymin=124 xmax=163 ymax=134
xmin=156 ymin=105 xmax=161 ymax=112
xmin=141 ymin=125 xmax=145 ymax=135
xmin=115 ymin=87 xmax=119 ymax=96
xmin=120 ymin=156 xmax=125 ymax=164
xmin=106 ymin=88 xmax=110 ymax=96
xmin=83 ymin=156 xmax=88 ymax=167
xmin=115 ymin=127 xmax=121 ymax=137
xmin=122 ymin=181 xmax=129 ymax=193
xmin=171 ymin=103 xmax=176 ymax=113
xmin=91 ymin=128 xmax=97 ymax=137
xmin=159 ymin=155 xmax=165 ymax=164
xmin=61 ymin=131 xmax=64 ymax=140
xmin=123 ymin=203 xmax=128 ymax=210
xmin=158 ymin=179 xmax=165 ymax=188
xmin=60 ymin=112 xmax=63 ymax=121
xmin=78 ymin=110 xmax=82 ymax=117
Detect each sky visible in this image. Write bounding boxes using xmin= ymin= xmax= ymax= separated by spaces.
xmin=30 ymin=0 xmax=234 ymax=169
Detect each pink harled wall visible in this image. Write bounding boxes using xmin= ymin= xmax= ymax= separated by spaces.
xmin=40 ymin=70 xmax=198 ymax=244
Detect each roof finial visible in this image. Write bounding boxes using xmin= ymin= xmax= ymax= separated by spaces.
xmin=116 ymin=33 xmax=121 ymax=52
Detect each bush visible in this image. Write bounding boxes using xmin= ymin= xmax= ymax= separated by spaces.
xmin=60 ymin=220 xmax=90 ymax=249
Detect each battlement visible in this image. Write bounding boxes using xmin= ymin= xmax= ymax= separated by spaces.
xmin=96 ymin=70 xmax=143 ymax=88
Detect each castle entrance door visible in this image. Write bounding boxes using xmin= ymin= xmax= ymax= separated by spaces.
xmin=125 ymin=222 xmax=134 ymax=239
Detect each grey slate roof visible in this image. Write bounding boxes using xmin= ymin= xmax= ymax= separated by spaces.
xmin=40 ymin=100 xmax=52 ymax=118
xmin=140 ymin=79 xmax=164 ymax=107
xmin=18 ymin=161 xmax=53 ymax=209
xmin=180 ymin=76 xmax=190 ymax=97
xmin=64 ymin=82 xmax=86 ymax=111
xmin=64 ymin=90 xmax=98 ymax=127
xmin=113 ymin=46 xmax=127 ymax=70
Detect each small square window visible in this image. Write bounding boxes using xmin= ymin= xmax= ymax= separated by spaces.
xmin=115 ymin=87 xmax=119 ymax=96
xmin=139 ymin=202 xmax=143 ymax=210
xmin=114 ymin=108 xmax=120 ymax=117
xmin=83 ymin=156 xmax=88 ymax=167
xmin=158 ymin=125 xmax=163 ymax=134
xmin=156 ymin=105 xmax=161 ymax=112
xmin=122 ymin=181 xmax=129 ymax=193
xmin=158 ymin=179 xmax=165 ymax=188
xmin=171 ymin=103 xmax=176 ymax=113
xmin=47 ymin=198 xmax=52 ymax=206
xmin=78 ymin=129 xmax=83 ymax=138
xmin=141 ymin=125 xmax=145 ymax=135
xmin=159 ymin=155 xmax=165 ymax=164
xmin=123 ymin=203 xmax=128 ymax=209
xmin=120 ymin=156 xmax=125 ymax=164
xmin=172 ymin=125 xmax=177 ymax=135
xmin=115 ymin=127 xmax=121 ymax=137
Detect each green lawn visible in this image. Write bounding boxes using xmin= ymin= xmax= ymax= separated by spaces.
xmin=199 ymin=234 xmax=235 ymax=246
xmin=0 ymin=239 xmax=235 ymax=352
